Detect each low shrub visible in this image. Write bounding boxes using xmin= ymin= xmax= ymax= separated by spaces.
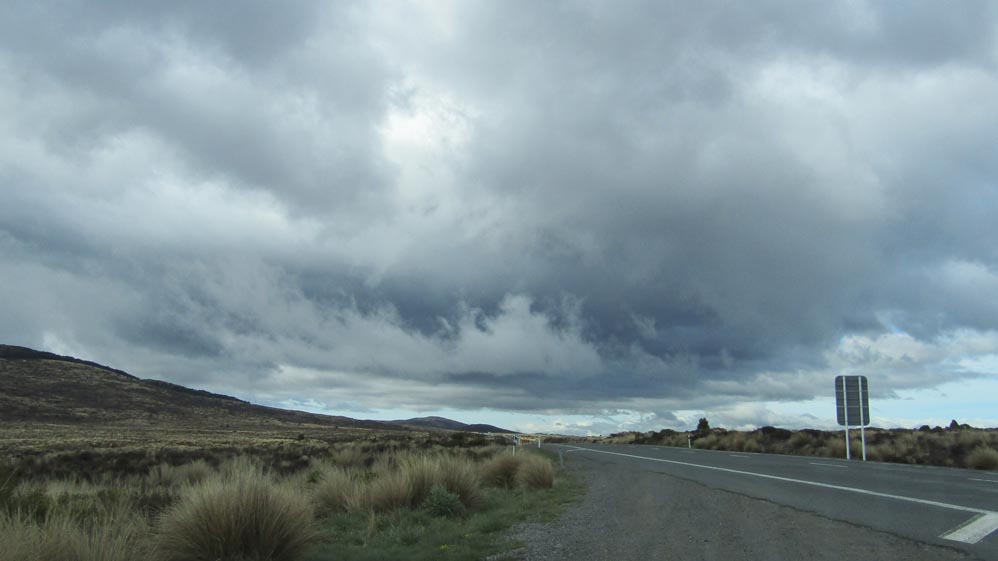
xmin=153 ymin=464 xmax=318 ymax=561
xmin=421 ymin=484 xmax=465 ymax=518
xmin=966 ymin=446 xmax=998 ymax=470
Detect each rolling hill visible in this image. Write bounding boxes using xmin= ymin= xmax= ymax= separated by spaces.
xmin=0 ymin=344 xmax=388 ymax=429
xmin=0 ymin=345 xmax=514 ymax=434
xmin=389 ymin=415 xmax=514 ymax=434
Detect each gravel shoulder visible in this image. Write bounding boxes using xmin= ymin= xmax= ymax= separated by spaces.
xmin=510 ymin=451 xmax=978 ymax=561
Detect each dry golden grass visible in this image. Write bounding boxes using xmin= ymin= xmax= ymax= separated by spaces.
xmin=435 ymin=455 xmax=483 ymax=509
xmin=312 ymin=465 xmax=359 ymax=515
xmin=1 ymin=430 xmax=558 ymax=561
xmin=966 ymin=446 xmax=998 ymax=470
xmin=0 ymin=502 xmax=148 ymax=561
xmin=481 ymin=454 xmax=522 ymax=488
xmin=153 ymin=461 xmax=318 ymax=561
xmin=516 ymin=454 xmax=554 ymax=489
xmin=358 ymin=470 xmax=414 ymax=513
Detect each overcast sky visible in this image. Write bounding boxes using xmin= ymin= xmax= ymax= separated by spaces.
xmin=3 ymin=1 xmax=998 ymax=434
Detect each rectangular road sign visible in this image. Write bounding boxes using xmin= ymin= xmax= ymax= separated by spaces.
xmin=835 ymin=375 xmax=869 ymax=427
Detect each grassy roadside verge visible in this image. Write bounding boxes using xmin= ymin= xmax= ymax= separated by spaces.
xmin=308 ymin=449 xmax=584 ymax=561
xmin=1 ymin=440 xmax=584 ymax=561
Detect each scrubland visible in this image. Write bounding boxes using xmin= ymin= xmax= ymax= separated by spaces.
xmin=0 ymin=427 xmax=577 ymax=561
xmin=602 ymin=425 xmax=998 ymax=469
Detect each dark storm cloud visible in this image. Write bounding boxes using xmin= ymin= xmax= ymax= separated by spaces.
xmin=2 ymin=1 xmax=998 ymax=428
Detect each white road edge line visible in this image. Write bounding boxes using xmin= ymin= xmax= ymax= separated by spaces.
xmin=941 ymin=513 xmax=998 ymax=544
xmin=558 ymin=445 xmax=997 ymax=544
xmin=810 ymin=462 xmax=847 ymax=469
xmin=970 ymin=478 xmax=998 ymax=483
xmin=729 ymin=454 xmax=750 ymax=458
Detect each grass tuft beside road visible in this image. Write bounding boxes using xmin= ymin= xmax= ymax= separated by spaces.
xmin=308 ymin=452 xmax=582 ymax=561
xmin=1 ymin=438 xmax=583 ymax=561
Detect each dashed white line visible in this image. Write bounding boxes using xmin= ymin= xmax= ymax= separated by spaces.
xmin=810 ymin=462 xmax=848 ymax=469
xmin=970 ymin=478 xmax=998 ymax=484
xmin=941 ymin=513 xmax=998 ymax=544
xmin=729 ymin=454 xmax=750 ymax=458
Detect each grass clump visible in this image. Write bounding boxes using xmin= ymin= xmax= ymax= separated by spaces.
xmin=966 ymin=446 xmax=998 ymax=470
xmin=0 ymin=505 xmax=148 ymax=561
xmin=516 ymin=455 xmax=554 ymax=489
xmin=359 ymin=471 xmax=413 ymax=513
xmin=312 ymin=466 xmax=358 ymax=515
xmin=480 ymin=454 xmax=522 ymax=488
xmin=154 ymin=462 xmax=318 ymax=561
xmin=435 ymin=456 xmax=482 ymax=509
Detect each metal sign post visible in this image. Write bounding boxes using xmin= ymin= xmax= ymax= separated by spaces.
xmin=835 ymin=375 xmax=870 ymax=461
xmin=859 ymin=380 xmax=867 ymax=461
xmin=841 ymin=376 xmax=850 ymax=460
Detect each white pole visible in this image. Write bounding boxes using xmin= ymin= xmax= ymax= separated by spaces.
xmin=538 ymin=437 xmax=542 ymax=448
xmin=842 ymin=376 xmax=851 ymax=460
xmin=688 ymin=434 xmax=692 ymax=449
xmin=859 ymin=380 xmax=867 ymax=461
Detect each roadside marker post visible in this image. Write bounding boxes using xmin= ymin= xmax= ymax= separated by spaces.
xmin=835 ymin=375 xmax=870 ymax=461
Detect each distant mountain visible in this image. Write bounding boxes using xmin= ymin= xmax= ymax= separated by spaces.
xmin=0 ymin=344 xmax=393 ymax=430
xmin=387 ymin=415 xmax=515 ymax=434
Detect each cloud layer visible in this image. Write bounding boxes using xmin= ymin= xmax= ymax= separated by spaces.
xmin=3 ymin=1 xmax=998 ymax=431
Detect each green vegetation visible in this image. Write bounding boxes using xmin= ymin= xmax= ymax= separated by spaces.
xmin=154 ymin=459 xmax=319 ymax=561
xmin=310 ymin=451 xmax=581 ymax=561
xmin=0 ymin=435 xmax=580 ymax=561
xmin=602 ymin=424 xmax=998 ymax=469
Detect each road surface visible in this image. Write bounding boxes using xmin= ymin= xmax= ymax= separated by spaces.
xmin=516 ymin=443 xmax=998 ymax=560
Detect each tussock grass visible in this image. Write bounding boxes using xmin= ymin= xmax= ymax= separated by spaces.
xmin=1 ymin=431 xmax=558 ymax=561
xmin=153 ymin=463 xmax=318 ymax=561
xmin=481 ymin=454 xmax=522 ymax=488
xmin=0 ymin=503 xmax=148 ymax=561
xmin=516 ymin=454 xmax=554 ymax=489
xmin=966 ymin=446 xmax=998 ymax=470
xmin=436 ymin=455 xmax=482 ymax=509
xmin=607 ymin=425 xmax=998 ymax=469
xmin=359 ymin=471 xmax=413 ymax=513
xmin=312 ymin=466 xmax=359 ymax=515
xmin=148 ymin=461 xmax=213 ymax=488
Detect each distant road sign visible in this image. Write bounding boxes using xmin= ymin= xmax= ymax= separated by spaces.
xmin=835 ymin=375 xmax=869 ymax=427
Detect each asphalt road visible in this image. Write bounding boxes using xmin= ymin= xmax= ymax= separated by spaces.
xmin=524 ymin=443 xmax=998 ymax=560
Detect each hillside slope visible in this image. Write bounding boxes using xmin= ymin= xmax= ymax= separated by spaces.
xmin=389 ymin=415 xmax=514 ymax=434
xmin=0 ymin=344 xmax=388 ymax=429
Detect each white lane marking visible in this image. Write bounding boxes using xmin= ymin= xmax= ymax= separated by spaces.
xmin=558 ymin=445 xmax=998 ymax=544
xmin=941 ymin=513 xmax=998 ymax=544
xmin=680 ymin=450 xmax=696 ymax=454
xmin=810 ymin=462 xmax=848 ymax=469
xmin=970 ymin=478 xmax=998 ymax=484
xmin=730 ymin=454 xmax=750 ymax=458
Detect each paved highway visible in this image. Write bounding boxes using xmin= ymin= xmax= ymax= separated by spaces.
xmin=532 ymin=443 xmax=998 ymax=560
